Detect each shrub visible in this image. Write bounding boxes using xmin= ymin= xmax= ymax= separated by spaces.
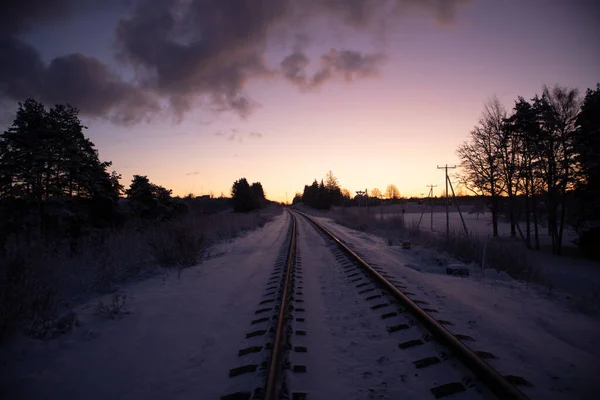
xmin=148 ymin=220 xmax=204 ymax=268
xmin=94 ymin=293 xmax=128 ymax=319
xmin=0 ymin=203 xmax=282 ymax=342
xmin=0 ymin=244 xmax=65 ymax=340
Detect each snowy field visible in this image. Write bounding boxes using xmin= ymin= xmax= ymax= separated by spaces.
xmin=337 ymin=205 xmax=600 ymax=300
xmin=373 ymin=204 xmax=577 ymax=243
xmin=313 ymin=215 xmax=600 ymax=399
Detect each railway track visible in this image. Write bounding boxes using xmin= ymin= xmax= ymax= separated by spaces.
xmin=222 ymin=210 xmax=530 ymax=399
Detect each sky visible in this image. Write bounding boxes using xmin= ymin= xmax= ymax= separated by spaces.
xmin=1 ymin=0 xmax=599 ymax=202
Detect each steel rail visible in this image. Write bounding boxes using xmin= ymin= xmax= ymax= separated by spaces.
xmin=295 ymin=210 xmax=529 ymax=400
xmin=263 ymin=210 xmax=297 ymax=400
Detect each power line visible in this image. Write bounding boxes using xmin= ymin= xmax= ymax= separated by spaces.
xmin=417 ymin=184 xmax=437 ymax=231
xmin=437 ymin=164 xmax=456 ymax=236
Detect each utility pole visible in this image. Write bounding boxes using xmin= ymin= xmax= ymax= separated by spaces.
xmin=426 ymin=184 xmax=437 ymax=231
xmin=437 ymin=164 xmax=456 ymax=236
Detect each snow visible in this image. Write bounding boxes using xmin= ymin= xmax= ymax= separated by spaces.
xmin=343 ymin=205 xmax=600 ymax=301
xmin=311 ymin=214 xmax=600 ymax=400
xmin=287 ymin=215 xmax=493 ymax=399
xmin=3 ymin=207 xmax=599 ymax=399
xmin=1 ymin=212 xmax=292 ymax=400
xmin=377 ymin=207 xmax=578 ymax=244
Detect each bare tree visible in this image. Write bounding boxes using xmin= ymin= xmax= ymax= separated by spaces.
xmin=457 ymin=97 xmax=506 ymax=237
xmin=324 ymin=170 xmax=339 ymax=191
xmin=370 ymin=188 xmax=382 ymax=199
xmin=385 ymin=184 xmax=400 ymax=200
xmin=506 ymin=97 xmax=542 ymax=249
xmin=497 ymin=112 xmax=520 ymax=237
xmin=538 ymin=85 xmax=581 ymax=254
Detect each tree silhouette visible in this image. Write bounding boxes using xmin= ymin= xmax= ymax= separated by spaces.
xmin=125 ymin=175 xmax=174 ymax=218
xmin=300 ymin=172 xmax=343 ymax=209
xmin=232 ymin=178 xmax=255 ymax=212
xmin=251 ymin=181 xmax=265 ymax=208
xmin=573 ymin=84 xmax=600 ymax=257
xmin=532 ymin=86 xmax=581 ymax=254
xmin=292 ymin=192 xmax=302 ymax=204
xmin=370 ymin=188 xmax=382 ymax=199
xmin=385 ymin=184 xmax=400 ymax=200
xmin=505 ymin=97 xmax=542 ymax=248
xmin=126 ymin=175 xmax=155 ymax=204
xmin=126 ymin=175 xmax=172 ymax=205
xmin=457 ymin=84 xmax=593 ymax=255
xmin=575 ymin=84 xmax=600 ymax=213
xmin=457 ymin=97 xmax=506 ymax=236
xmin=0 ymin=99 xmax=118 ymax=201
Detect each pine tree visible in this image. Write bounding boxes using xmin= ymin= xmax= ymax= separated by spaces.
xmin=231 ymin=178 xmax=254 ymax=212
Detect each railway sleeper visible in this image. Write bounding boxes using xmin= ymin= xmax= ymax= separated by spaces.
xmin=430 ymin=382 xmax=467 ymax=398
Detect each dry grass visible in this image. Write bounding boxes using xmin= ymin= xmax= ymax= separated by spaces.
xmin=0 ymin=204 xmax=282 ymax=341
xmin=94 ymin=293 xmax=129 ymax=320
xmin=330 ymin=208 xmax=540 ymax=283
xmin=148 ymin=220 xmax=204 ymax=268
xmin=330 ymin=208 xmax=407 ymax=241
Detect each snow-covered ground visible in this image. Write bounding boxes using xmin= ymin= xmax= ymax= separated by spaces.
xmin=1 ymin=213 xmax=292 ymax=400
xmin=312 ymin=215 xmax=600 ymax=400
xmin=377 ymin=207 xmax=578 ymax=244
xmin=3 ymin=208 xmax=598 ymax=399
xmin=340 ymin=206 xmax=600 ymax=301
xmin=288 ymin=216 xmax=494 ymax=399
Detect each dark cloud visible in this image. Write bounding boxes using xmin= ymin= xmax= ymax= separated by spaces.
xmin=215 ymin=130 xmax=241 ymax=142
xmin=312 ymin=0 xmax=469 ymax=27
xmin=44 ymin=54 xmax=159 ymax=124
xmin=1 ymin=0 xmax=469 ymax=124
xmin=0 ymin=37 xmax=159 ymax=125
xmin=113 ymin=0 xmax=467 ymax=119
xmin=185 ymin=171 xmax=200 ymax=176
xmin=249 ymin=132 xmax=262 ymax=138
xmin=0 ymin=37 xmax=46 ymax=99
xmin=115 ymin=0 xmax=282 ymax=118
xmin=0 ymin=1 xmax=158 ymax=125
xmin=281 ymin=52 xmax=310 ymax=88
xmin=317 ymin=49 xmax=386 ymax=84
xmin=281 ymin=49 xmax=386 ymax=89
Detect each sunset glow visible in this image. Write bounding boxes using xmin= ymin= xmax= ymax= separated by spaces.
xmin=3 ymin=0 xmax=598 ymax=202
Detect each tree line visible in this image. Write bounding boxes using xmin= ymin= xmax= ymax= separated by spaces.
xmin=294 ymin=171 xmax=343 ymax=209
xmin=457 ymin=84 xmax=600 ymax=257
xmin=0 ymin=99 xmax=121 ymax=202
xmin=231 ymin=178 xmax=266 ymax=212
xmin=0 ymin=98 xmax=263 ymax=248
xmin=294 ymin=171 xmax=404 ymax=209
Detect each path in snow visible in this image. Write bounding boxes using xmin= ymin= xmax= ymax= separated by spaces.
xmin=313 ymin=215 xmax=600 ymax=400
xmin=1 ymin=213 xmax=291 ymax=400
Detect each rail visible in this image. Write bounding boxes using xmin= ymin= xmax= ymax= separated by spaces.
xmin=294 ymin=210 xmax=529 ymax=400
xmin=263 ymin=210 xmax=297 ymax=400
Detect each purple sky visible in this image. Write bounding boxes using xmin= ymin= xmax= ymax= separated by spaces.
xmin=2 ymin=0 xmax=599 ymax=201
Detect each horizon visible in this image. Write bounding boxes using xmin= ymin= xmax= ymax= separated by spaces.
xmin=2 ymin=0 xmax=598 ymax=202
